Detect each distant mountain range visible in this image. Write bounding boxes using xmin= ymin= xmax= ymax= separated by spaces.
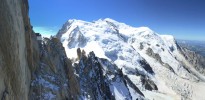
xmin=177 ymin=39 xmax=205 ymax=57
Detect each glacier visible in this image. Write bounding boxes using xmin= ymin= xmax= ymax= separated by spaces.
xmin=56 ymin=18 xmax=205 ymax=100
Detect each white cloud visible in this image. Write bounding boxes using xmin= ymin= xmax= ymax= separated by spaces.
xmin=33 ymin=26 xmax=59 ymax=38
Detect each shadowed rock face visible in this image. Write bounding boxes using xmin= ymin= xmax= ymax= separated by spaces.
xmin=139 ymin=59 xmax=154 ymax=74
xmin=123 ymin=75 xmax=144 ymax=96
xmin=75 ymin=51 xmax=115 ymax=100
xmin=0 ymin=0 xmax=31 ymax=99
xmin=0 ymin=0 xmax=80 ymax=99
xmin=146 ymin=48 xmax=163 ymax=64
xmin=146 ymin=47 xmax=175 ymax=73
xmin=140 ymin=76 xmax=158 ymax=91
xmin=29 ymin=37 xmax=80 ymax=100
xmin=66 ymin=27 xmax=87 ymax=49
xmin=73 ymin=50 xmax=145 ymax=100
xmin=180 ymin=47 xmax=205 ymax=76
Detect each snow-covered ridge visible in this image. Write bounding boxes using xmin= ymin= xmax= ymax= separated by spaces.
xmin=57 ymin=18 xmax=205 ymax=100
xmin=57 ymin=18 xmax=158 ymax=58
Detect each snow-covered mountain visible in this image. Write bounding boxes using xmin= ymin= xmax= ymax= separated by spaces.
xmin=57 ymin=18 xmax=205 ymax=100
xmin=2 ymin=0 xmax=205 ymax=99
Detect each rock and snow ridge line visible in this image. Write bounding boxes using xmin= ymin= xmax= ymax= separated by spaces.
xmin=56 ymin=18 xmax=205 ymax=100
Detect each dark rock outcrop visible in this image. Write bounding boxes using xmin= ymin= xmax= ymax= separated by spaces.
xmin=139 ymin=59 xmax=154 ymax=74
xmin=146 ymin=48 xmax=163 ymax=64
xmin=74 ymin=50 xmax=145 ymax=99
xmin=29 ymin=37 xmax=80 ymax=100
xmin=146 ymin=47 xmax=175 ymax=73
xmin=140 ymin=76 xmax=158 ymax=91
xmin=77 ymin=48 xmax=82 ymax=60
xmin=124 ymin=75 xmax=144 ymax=97
xmin=75 ymin=51 xmax=114 ymax=100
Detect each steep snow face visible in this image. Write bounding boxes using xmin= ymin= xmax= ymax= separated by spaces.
xmin=57 ymin=19 xmax=150 ymax=75
xmin=57 ymin=18 xmax=205 ymax=99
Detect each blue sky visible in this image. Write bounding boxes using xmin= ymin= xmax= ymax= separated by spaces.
xmin=29 ymin=0 xmax=205 ymax=41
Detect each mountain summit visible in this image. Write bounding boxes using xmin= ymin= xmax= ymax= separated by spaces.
xmin=56 ymin=18 xmax=205 ymax=100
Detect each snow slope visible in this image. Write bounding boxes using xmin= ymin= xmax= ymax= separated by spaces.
xmin=57 ymin=18 xmax=205 ymax=100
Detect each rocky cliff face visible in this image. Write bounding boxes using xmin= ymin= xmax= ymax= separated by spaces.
xmin=74 ymin=49 xmax=145 ymax=100
xmin=0 ymin=0 xmax=80 ymax=100
xmin=179 ymin=46 xmax=205 ymax=76
xmin=0 ymin=0 xmax=31 ymax=99
xmin=28 ymin=37 xmax=80 ymax=100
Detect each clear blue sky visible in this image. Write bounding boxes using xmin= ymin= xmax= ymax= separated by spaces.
xmin=29 ymin=0 xmax=205 ymax=41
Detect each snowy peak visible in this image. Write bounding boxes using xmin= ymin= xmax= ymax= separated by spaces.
xmin=104 ymin=18 xmax=118 ymax=22
xmin=57 ymin=18 xmax=179 ymax=69
xmin=57 ymin=18 xmax=160 ymax=43
xmin=57 ymin=18 xmax=205 ymax=100
xmin=59 ymin=18 xmax=154 ymax=35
